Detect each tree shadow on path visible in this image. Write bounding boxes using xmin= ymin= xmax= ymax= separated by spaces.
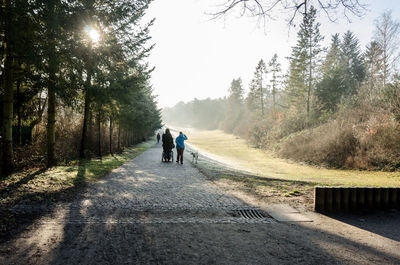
xmin=0 ymin=161 xmax=89 ymax=242
xmin=325 ymin=210 xmax=400 ymax=242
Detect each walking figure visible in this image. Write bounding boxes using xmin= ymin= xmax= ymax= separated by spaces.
xmin=157 ymin=132 xmax=160 ymax=143
xmin=162 ymin=129 xmax=174 ymax=162
xmin=175 ymin=131 xmax=188 ymax=164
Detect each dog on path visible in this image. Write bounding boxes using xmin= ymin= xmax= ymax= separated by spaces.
xmin=191 ymin=151 xmax=199 ymax=164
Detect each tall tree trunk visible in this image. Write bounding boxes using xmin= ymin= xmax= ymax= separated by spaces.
xmin=117 ymin=123 xmax=121 ymax=152
xmin=47 ymin=52 xmax=57 ymax=167
xmin=97 ymin=111 xmax=102 ymax=159
xmin=109 ymin=116 xmax=113 ymax=154
xmin=272 ymin=73 xmax=276 ymax=116
xmin=260 ymin=75 xmax=264 ymax=116
xmin=80 ymin=40 xmax=93 ymax=159
xmin=46 ymin=1 xmax=57 ymax=167
xmin=307 ymin=18 xmax=312 ymax=115
xmin=16 ymin=80 xmax=22 ymax=146
xmin=2 ymin=0 xmax=14 ymax=177
xmin=80 ymin=88 xmax=91 ymax=159
xmin=47 ymin=78 xmax=56 ymax=167
xmin=88 ymin=110 xmax=93 ymax=148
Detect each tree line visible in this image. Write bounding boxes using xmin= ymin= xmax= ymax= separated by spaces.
xmin=164 ymin=8 xmax=400 ymax=170
xmin=1 ymin=0 xmax=162 ymax=177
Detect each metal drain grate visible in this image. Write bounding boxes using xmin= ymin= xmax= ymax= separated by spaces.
xmin=234 ymin=209 xmax=267 ymax=219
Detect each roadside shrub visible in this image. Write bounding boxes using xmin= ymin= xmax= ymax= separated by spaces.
xmin=354 ymin=119 xmax=400 ymax=170
xmin=14 ymin=139 xmax=46 ymax=171
xmin=385 ymin=81 xmax=400 ymax=121
xmin=278 ymin=107 xmax=309 ymax=138
xmin=278 ymin=107 xmax=400 ymax=170
xmin=279 ymin=120 xmax=359 ymax=168
xmin=55 ymin=110 xmax=82 ymax=161
xmin=247 ymin=119 xmax=273 ymax=148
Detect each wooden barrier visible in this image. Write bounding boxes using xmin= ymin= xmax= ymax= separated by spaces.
xmin=314 ymin=187 xmax=400 ymax=212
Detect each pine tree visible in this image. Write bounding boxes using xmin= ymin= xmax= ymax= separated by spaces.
xmin=316 ymin=34 xmax=344 ymax=111
xmin=223 ymin=78 xmax=244 ymax=132
xmin=1 ymin=0 xmax=37 ymax=176
xmin=362 ymin=41 xmax=384 ymax=101
xmin=247 ymin=59 xmax=267 ymax=116
xmin=321 ymin=34 xmax=341 ymax=75
xmin=38 ymin=0 xmax=72 ymax=167
xmin=1 ymin=0 xmax=15 ymax=177
xmin=228 ymin=78 xmax=244 ymax=105
xmin=340 ymin=30 xmax=365 ymax=97
xmin=76 ymin=0 xmax=154 ymax=158
xmin=286 ymin=6 xmax=324 ymax=115
xmin=268 ymin=54 xmax=282 ymax=114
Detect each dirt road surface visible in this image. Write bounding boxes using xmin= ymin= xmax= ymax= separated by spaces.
xmin=1 ymin=144 xmax=400 ymax=264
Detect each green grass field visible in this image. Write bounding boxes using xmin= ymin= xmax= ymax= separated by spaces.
xmin=187 ymin=129 xmax=400 ymax=187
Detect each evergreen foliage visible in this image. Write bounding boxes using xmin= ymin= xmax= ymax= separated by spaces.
xmin=268 ymin=54 xmax=282 ymax=114
xmin=362 ymin=41 xmax=384 ymax=101
xmin=315 ymin=34 xmax=343 ymax=112
xmin=247 ymin=59 xmax=267 ymax=116
xmin=340 ymin=31 xmax=365 ymax=98
xmin=0 ymin=0 xmax=161 ymax=177
xmin=286 ymin=6 xmax=324 ymax=115
xmin=228 ymin=78 xmax=244 ymax=105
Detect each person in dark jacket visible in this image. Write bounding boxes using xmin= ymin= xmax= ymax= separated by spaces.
xmin=157 ymin=133 xmax=160 ymax=143
xmin=162 ymin=129 xmax=174 ymax=161
xmin=175 ymin=131 xmax=188 ymax=164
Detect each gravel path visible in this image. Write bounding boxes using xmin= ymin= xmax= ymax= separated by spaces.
xmin=1 ymin=143 xmax=400 ymax=264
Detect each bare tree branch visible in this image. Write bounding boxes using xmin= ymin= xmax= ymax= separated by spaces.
xmin=288 ymin=2 xmax=306 ymax=26
xmin=210 ymin=0 xmax=367 ymax=27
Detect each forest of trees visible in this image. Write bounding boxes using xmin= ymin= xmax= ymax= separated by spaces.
xmin=0 ymin=0 xmax=162 ymax=177
xmin=164 ymin=8 xmax=400 ymax=170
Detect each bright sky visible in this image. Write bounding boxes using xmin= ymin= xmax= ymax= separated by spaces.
xmin=145 ymin=0 xmax=400 ymax=109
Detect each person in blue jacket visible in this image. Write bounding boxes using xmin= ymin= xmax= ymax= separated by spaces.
xmin=175 ymin=131 xmax=188 ymax=164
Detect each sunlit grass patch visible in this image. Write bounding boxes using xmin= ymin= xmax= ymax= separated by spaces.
xmin=0 ymin=141 xmax=153 ymax=207
xmin=187 ymin=129 xmax=400 ymax=187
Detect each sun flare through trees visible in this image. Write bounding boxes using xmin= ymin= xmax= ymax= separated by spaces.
xmin=0 ymin=0 xmax=161 ymax=177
